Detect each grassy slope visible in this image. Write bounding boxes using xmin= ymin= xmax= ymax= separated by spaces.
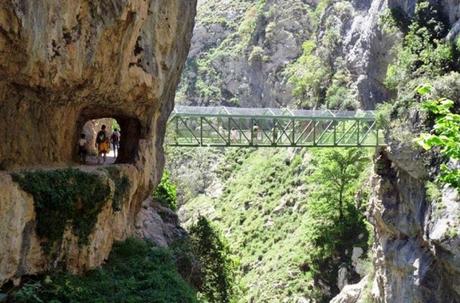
xmin=175 ymin=147 xmax=373 ymax=302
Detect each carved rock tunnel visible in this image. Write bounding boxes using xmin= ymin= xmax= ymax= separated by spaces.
xmin=76 ymin=107 xmax=144 ymax=165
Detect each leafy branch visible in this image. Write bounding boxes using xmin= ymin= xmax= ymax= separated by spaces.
xmin=415 ymin=86 xmax=460 ymax=190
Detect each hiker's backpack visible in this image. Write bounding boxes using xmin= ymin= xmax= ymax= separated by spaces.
xmin=96 ymin=131 xmax=106 ymax=144
xmin=111 ymin=132 xmax=119 ymax=143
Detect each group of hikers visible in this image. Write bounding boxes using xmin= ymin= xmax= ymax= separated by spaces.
xmin=78 ymin=125 xmax=121 ymax=164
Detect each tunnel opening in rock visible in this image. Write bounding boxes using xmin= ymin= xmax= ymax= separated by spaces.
xmin=76 ymin=110 xmax=143 ymax=165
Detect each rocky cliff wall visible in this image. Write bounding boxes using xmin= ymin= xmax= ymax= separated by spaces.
xmin=329 ymin=0 xmax=460 ymax=302
xmin=0 ymin=165 xmax=145 ymax=285
xmin=0 ymin=0 xmax=196 ymax=287
xmin=176 ymin=0 xmax=314 ymax=108
xmin=368 ymin=148 xmax=459 ymax=303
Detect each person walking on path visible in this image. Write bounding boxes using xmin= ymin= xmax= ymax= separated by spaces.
xmin=78 ymin=133 xmax=88 ymax=164
xmin=111 ymin=128 xmax=120 ymax=158
xmin=96 ymin=125 xmax=110 ymax=164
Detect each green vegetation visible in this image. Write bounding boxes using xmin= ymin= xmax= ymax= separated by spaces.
xmin=304 ymin=149 xmax=370 ymax=301
xmin=385 ymin=1 xmax=459 ymax=90
xmin=13 ymin=238 xmax=199 ymax=303
xmin=153 ymin=170 xmax=178 ymax=210
xmin=176 ymin=0 xmax=313 ymax=107
xmin=309 ymin=149 xmax=369 ymax=219
xmin=174 ymin=148 xmax=373 ymax=302
xmin=11 ymin=169 xmax=111 ymax=253
xmin=379 ymin=1 xmax=460 ymax=189
xmin=111 ymin=119 xmax=121 ymax=132
xmin=104 ymin=166 xmax=130 ymax=211
xmin=189 ymin=216 xmax=238 ymax=303
xmin=286 ymin=0 xmax=357 ymax=109
xmin=286 ymin=40 xmax=330 ymax=107
xmin=416 ymin=89 xmax=460 ymax=190
xmin=176 ymin=0 xmax=268 ymax=105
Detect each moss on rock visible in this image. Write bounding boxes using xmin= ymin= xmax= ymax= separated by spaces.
xmin=11 ymin=168 xmax=111 ymax=253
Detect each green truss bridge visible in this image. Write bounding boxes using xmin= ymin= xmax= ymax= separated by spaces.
xmin=167 ymin=106 xmax=385 ymax=148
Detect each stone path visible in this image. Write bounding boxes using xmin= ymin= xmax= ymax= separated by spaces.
xmin=86 ymin=150 xmax=117 ymax=166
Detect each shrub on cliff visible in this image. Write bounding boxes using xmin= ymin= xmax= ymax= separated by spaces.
xmin=385 ymin=1 xmax=459 ymax=90
xmin=416 ymin=88 xmax=460 ymax=190
xmin=153 ymin=170 xmax=177 ymax=210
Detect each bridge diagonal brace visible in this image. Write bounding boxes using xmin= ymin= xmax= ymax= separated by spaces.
xmin=359 ymin=121 xmax=377 ymax=145
xmin=336 ymin=121 xmax=357 ymax=145
xmin=177 ymin=116 xmax=201 ymax=145
xmin=276 ymin=119 xmax=295 ymax=145
xmin=229 ymin=117 xmax=251 ymax=144
xmin=259 ymin=120 xmax=275 ymax=145
xmin=294 ymin=120 xmax=313 ymax=145
xmin=202 ymin=117 xmax=229 ymax=145
xmin=303 ymin=121 xmax=321 ymax=145
xmin=315 ymin=120 xmax=335 ymax=145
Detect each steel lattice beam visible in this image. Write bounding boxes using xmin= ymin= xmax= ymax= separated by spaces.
xmin=167 ymin=106 xmax=386 ymax=148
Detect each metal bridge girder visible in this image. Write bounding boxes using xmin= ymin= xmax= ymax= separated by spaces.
xmin=168 ymin=106 xmax=385 ymax=148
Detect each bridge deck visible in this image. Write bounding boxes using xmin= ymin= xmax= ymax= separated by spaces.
xmin=167 ymin=106 xmax=385 ymax=148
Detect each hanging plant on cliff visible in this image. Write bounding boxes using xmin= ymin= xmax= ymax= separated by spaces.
xmin=416 ymin=86 xmax=460 ymax=190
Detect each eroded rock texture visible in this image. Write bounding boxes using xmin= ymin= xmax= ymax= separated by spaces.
xmin=369 ymin=149 xmax=460 ymax=303
xmin=0 ymin=0 xmax=196 ymax=286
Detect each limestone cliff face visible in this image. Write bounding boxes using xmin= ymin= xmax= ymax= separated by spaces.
xmin=368 ymin=148 xmax=460 ymax=303
xmin=0 ymin=0 xmax=196 ymax=169
xmin=312 ymin=0 xmax=460 ymax=110
xmin=0 ymin=166 xmax=145 ymax=285
xmin=0 ymin=0 xmax=196 ymax=287
xmin=176 ymin=0 xmax=314 ymax=108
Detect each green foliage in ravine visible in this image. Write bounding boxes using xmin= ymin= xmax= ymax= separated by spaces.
xmin=416 ymin=88 xmax=460 ymax=190
xmin=189 ymin=216 xmax=238 ymax=303
xmin=175 ymin=148 xmax=373 ymax=302
xmin=303 ymin=148 xmax=371 ymax=301
xmin=286 ymin=0 xmax=358 ymax=110
xmin=385 ymin=1 xmax=460 ymax=90
xmin=13 ymin=238 xmax=199 ymax=303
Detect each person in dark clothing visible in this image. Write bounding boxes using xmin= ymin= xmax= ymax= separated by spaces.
xmin=78 ymin=133 xmax=88 ymax=164
xmin=111 ymin=128 xmax=120 ymax=158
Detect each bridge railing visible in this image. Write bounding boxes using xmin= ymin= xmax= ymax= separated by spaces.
xmin=167 ymin=106 xmax=385 ymax=148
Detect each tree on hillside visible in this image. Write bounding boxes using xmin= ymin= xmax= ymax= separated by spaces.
xmin=311 ymin=148 xmax=369 ymax=219
xmin=304 ymin=148 xmax=370 ymax=300
xmin=189 ymin=216 xmax=237 ymax=303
